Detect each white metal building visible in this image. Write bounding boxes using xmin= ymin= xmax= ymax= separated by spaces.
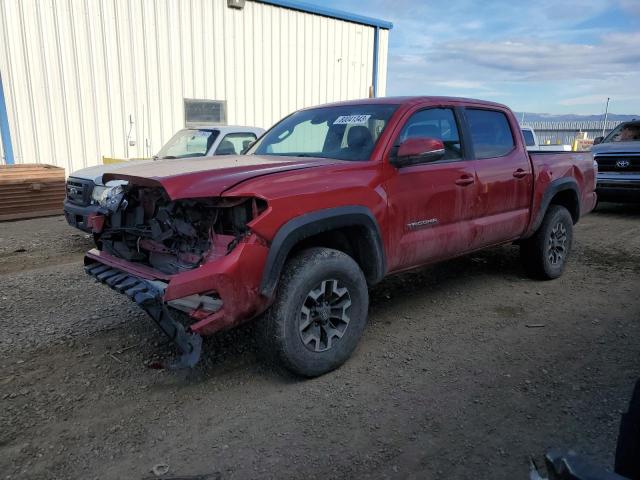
xmin=0 ymin=0 xmax=391 ymax=173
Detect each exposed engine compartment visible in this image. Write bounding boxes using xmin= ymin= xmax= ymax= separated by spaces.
xmin=98 ymin=185 xmax=266 ymax=274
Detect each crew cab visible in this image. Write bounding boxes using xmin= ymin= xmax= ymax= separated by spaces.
xmin=82 ymin=97 xmax=597 ymax=376
xmin=64 ymin=125 xmax=264 ymax=232
xmin=592 ymin=120 xmax=640 ymax=202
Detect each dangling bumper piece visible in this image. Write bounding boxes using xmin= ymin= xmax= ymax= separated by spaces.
xmin=84 ymin=262 xmax=203 ymax=369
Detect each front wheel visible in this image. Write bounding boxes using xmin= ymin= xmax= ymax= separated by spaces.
xmin=520 ymin=205 xmax=573 ymax=280
xmin=259 ymin=247 xmax=369 ymax=377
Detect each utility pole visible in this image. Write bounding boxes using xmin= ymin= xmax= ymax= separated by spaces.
xmin=601 ymin=97 xmax=610 ymax=137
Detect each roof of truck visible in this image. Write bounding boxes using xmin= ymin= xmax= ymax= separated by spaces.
xmin=303 ymin=96 xmax=511 ymax=110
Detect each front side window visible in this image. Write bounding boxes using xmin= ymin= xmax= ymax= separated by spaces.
xmin=466 ymin=109 xmax=515 ymax=159
xmin=215 ymin=132 xmax=258 ymax=155
xmin=248 ymin=104 xmax=398 ymax=161
xmin=156 ymin=129 xmax=219 ymax=159
xmin=397 ymin=108 xmax=462 ymax=160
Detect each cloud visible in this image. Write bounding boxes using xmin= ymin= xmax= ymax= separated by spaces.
xmin=559 ymin=94 xmax=637 ymax=106
xmin=435 ymin=80 xmax=488 ymax=89
xmin=387 ymin=26 xmax=640 ymax=113
xmin=559 ymin=95 xmax=612 ymax=106
xmin=429 ymin=32 xmax=640 ymax=79
xmin=319 ymin=0 xmax=640 ymax=113
xmin=619 ymin=0 xmax=640 ymax=16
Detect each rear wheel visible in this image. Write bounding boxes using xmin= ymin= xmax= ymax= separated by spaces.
xmin=520 ymin=205 xmax=573 ymax=279
xmin=259 ymin=247 xmax=369 ymax=377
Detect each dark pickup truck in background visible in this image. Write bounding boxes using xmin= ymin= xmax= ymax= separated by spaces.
xmin=593 ymin=120 xmax=640 ymax=202
xmin=81 ymin=96 xmax=597 ymax=376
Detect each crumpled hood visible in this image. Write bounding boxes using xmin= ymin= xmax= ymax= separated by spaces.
xmin=103 ymin=154 xmax=343 ymax=199
xmin=592 ymin=141 xmax=640 ymax=155
xmin=69 ymin=159 xmax=155 ymax=184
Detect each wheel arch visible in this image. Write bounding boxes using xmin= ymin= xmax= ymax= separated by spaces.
xmin=259 ymin=206 xmax=386 ymax=298
xmin=527 ymin=178 xmax=580 ymax=237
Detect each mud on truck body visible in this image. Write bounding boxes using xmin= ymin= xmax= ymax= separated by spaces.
xmin=85 ymin=97 xmax=597 ymax=376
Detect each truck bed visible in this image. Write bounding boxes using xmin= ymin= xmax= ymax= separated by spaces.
xmin=526 ymin=150 xmax=597 ymax=236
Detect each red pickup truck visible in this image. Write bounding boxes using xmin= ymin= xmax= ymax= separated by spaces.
xmin=84 ymin=96 xmax=597 ymax=375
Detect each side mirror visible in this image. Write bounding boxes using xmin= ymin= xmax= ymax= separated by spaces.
xmin=593 ymin=136 xmax=604 ymax=145
xmin=393 ymin=137 xmax=445 ymax=167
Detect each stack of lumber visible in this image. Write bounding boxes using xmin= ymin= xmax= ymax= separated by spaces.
xmin=0 ymin=164 xmax=65 ymax=222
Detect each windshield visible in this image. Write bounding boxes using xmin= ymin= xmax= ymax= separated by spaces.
xmin=603 ymin=122 xmax=640 ymax=143
xmin=156 ymin=129 xmax=220 ymax=158
xmin=247 ymin=104 xmax=399 ymax=161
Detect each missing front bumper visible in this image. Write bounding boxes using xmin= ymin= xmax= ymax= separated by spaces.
xmin=85 ymin=262 xmax=203 ymax=368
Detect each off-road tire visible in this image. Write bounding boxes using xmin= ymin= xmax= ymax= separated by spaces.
xmin=258 ymin=247 xmax=369 ymax=377
xmin=520 ymin=205 xmax=573 ymax=280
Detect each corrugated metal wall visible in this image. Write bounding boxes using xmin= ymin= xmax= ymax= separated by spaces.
xmin=0 ymin=0 xmax=389 ymax=172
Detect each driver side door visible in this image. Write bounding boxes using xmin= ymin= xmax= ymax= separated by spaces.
xmin=385 ymin=106 xmax=479 ymax=272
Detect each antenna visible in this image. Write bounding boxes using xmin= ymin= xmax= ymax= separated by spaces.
xmin=601 ymin=97 xmax=610 ymax=137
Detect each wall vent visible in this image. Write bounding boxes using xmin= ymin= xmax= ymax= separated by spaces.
xmin=184 ymin=99 xmax=227 ymax=127
xmin=227 ymin=0 xmax=245 ymax=9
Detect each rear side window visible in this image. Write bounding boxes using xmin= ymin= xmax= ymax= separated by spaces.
xmin=522 ymin=129 xmax=535 ymax=147
xmin=466 ymin=109 xmax=515 ymax=159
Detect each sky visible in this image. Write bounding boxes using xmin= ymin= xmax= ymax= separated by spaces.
xmin=306 ymin=0 xmax=640 ymax=115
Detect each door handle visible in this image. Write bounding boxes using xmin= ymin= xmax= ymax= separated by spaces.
xmin=455 ymin=175 xmax=475 ymax=186
xmin=513 ymin=169 xmax=529 ymax=179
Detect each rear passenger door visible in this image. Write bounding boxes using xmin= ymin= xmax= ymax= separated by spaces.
xmin=464 ymin=108 xmax=533 ymax=247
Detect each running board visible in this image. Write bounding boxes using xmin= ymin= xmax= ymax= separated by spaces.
xmin=84 ymin=261 xmax=202 ymax=369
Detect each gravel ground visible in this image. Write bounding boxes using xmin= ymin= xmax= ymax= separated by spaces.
xmin=0 ymin=205 xmax=639 ymax=479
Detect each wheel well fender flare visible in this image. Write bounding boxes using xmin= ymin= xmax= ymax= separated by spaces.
xmin=259 ymin=206 xmax=386 ymax=298
xmin=529 ymin=177 xmax=580 ymax=235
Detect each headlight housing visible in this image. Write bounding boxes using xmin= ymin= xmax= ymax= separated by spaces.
xmin=91 ymin=185 xmax=108 ymax=203
xmin=98 ymin=185 xmax=127 ymax=211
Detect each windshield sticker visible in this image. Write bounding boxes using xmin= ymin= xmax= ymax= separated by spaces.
xmin=193 ymin=131 xmax=211 ymax=137
xmin=333 ymin=115 xmax=371 ymax=125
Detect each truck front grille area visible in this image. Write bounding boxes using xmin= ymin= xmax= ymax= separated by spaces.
xmin=595 ymin=155 xmax=640 ymax=173
xmin=66 ymin=178 xmax=94 ymax=206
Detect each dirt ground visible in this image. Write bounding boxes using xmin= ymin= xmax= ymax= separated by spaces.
xmin=1 ymin=204 xmax=639 ymax=480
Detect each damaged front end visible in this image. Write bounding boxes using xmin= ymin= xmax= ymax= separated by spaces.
xmin=85 ymin=183 xmax=268 ymax=368
xmin=98 ymin=184 xmax=265 ymax=275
